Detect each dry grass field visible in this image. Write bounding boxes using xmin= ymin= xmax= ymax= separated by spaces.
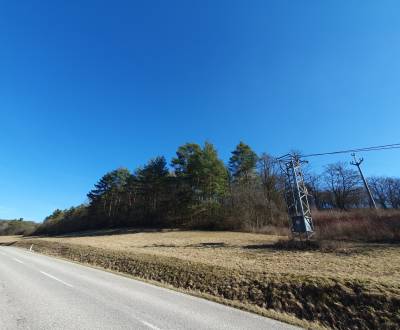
xmin=31 ymin=230 xmax=400 ymax=286
xmin=0 ymin=235 xmax=22 ymax=245
xmin=7 ymin=230 xmax=400 ymax=329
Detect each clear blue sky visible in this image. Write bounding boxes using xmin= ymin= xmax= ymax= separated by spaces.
xmin=1 ymin=1 xmax=400 ymax=221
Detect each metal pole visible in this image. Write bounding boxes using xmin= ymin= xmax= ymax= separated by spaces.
xmin=350 ymin=153 xmax=377 ymax=209
xmin=279 ymin=154 xmax=314 ymax=239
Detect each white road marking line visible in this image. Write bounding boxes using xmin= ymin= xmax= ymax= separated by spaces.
xmin=141 ymin=320 xmax=162 ymax=330
xmin=0 ymin=252 xmax=6 ymax=256
xmin=39 ymin=271 xmax=74 ymax=288
xmin=13 ymin=258 xmax=24 ymax=264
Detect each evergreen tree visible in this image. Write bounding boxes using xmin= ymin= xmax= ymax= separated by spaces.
xmin=198 ymin=142 xmax=228 ymax=200
xmin=87 ymin=168 xmax=131 ymax=223
xmin=229 ymin=141 xmax=258 ymax=183
xmin=171 ymin=143 xmax=202 ymax=178
xmin=172 ymin=142 xmax=228 ymax=200
xmin=135 ymin=156 xmax=170 ymax=223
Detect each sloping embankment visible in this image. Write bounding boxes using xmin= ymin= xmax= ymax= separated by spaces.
xmin=15 ymin=239 xmax=400 ymax=330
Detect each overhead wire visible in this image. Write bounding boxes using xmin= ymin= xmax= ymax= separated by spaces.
xmin=301 ymin=143 xmax=400 ymax=158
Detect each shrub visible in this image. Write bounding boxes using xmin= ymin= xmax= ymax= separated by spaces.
xmin=313 ymin=209 xmax=400 ymax=242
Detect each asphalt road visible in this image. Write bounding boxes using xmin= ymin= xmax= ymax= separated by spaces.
xmin=0 ymin=246 xmax=299 ymax=330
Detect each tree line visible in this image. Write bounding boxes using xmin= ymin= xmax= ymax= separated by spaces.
xmin=0 ymin=219 xmax=38 ymax=236
xmin=34 ymin=142 xmax=400 ymax=235
xmin=306 ymin=163 xmax=400 ymax=210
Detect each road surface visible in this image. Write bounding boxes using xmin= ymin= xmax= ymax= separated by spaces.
xmin=0 ymin=246 xmax=299 ymax=330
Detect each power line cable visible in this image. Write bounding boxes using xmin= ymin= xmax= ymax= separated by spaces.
xmin=300 ymin=143 xmax=400 ymax=158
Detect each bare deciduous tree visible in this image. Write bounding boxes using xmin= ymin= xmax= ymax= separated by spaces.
xmin=305 ymin=173 xmax=325 ymax=209
xmin=369 ymin=176 xmax=400 ymax=209
xmin=369 ymin=176 xmax=389 ymax=208
xmin=324 ymin=162 xmax=361 ymax=209
xmin=386 ymin=177 xmax=400 ymax=208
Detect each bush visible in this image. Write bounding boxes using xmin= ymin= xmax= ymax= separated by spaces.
xmin=0 ymin=219 xmax=38 ymax=236
xmin=313 ymin=209 xmax=400 ymax=242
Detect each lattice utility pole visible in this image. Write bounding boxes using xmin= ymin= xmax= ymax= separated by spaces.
xmin=350 ymin=153 xmax=377 ymax=209
xmin=278 ymin=154 xmax=314 ymax=239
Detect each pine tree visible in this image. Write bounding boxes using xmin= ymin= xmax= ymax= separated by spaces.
xmin=87 ymin=168 xmax=131 ymax=221
xmin=198 ymin=142 xmax=228 ymax=200
xmin=136 ymin=156 xmax=169 ymax=219
xmin=172 ymin=142 xmax=228 ymax=200
xmin=229 ymin=141 xmax=258 ymax=183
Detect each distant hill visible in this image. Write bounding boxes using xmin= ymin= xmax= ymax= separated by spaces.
xmin=0 ymin=219 xmax=38 ymax=236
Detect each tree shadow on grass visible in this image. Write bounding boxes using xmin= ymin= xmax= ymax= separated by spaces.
xmin=0 ymin=241 xmax=18 ymax=246
xmin=47 ymin=227 xmax=166 ymax=239
xmin=243 ymin=239 xmax=365 ymax=255
xmin=243 ymin=243 xmax=276 ymax=250
xmin=141 ymin=242 xmax=228 ymax=249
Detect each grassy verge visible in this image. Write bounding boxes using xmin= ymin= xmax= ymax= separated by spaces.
xmin=12 ymin=231 xmax=400 ymax=330
xmin=0 ymin=235 xmax=22 ymax=245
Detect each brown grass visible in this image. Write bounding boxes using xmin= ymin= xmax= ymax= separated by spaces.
xmin=24 ymin=230 xmax=399 ymax=285
xmin=8 ymin=229 xmax=400 ymax=329
xmin=225 ymin=209 xmax=400 ymax=243
xmin=313 ymin=209 xmax=400 ymax=242
xmin=0 ymin=235 xmax=21 ymax=245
